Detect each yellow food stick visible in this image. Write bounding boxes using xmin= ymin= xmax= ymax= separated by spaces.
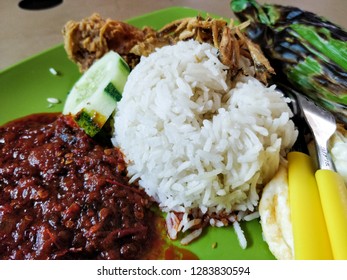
xmin=288 ymin=152 xmax=333 ymax=259
xmin=316 ymin=169 xmax=347 ymax=260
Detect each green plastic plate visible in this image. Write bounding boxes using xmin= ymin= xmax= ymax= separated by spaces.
xmin=0 ymin=6 xmax=275 ymax=260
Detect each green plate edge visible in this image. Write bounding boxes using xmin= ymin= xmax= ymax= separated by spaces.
xmin=0 ymin=6 xmax=275 ymax=260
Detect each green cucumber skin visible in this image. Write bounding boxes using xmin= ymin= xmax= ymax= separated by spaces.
xmin=105 ymin=83 xmax=122 ymax=102
xmin=74 ymin=110 xmax=102 ymax=137
xmin=75 ymin=91 xmax=118 ymax=136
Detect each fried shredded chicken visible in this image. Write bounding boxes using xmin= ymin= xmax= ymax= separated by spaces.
xmin=62 ymin=14 xmax=275 ymax=84
xmin=62 ymin=13 xmax=157 ymax=71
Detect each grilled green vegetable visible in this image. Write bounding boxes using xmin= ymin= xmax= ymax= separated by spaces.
xmin=230 ymin=0 xmax=347 ymax=123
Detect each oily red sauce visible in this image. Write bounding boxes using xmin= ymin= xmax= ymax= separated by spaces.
xmin=164 ymin=244 xmax=199 ymax=260
xmin=143 ymin=214 xmax=199 ymax=260
xmin=0 ymin=113 xmax=156 ymax=260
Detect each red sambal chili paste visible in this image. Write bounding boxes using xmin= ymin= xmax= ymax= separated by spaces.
xmin=0 ymin=113 xmax=156 ymax=260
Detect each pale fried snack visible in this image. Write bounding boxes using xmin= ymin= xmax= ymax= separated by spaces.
xmin=259 ymin=161 xmax=294 ymax=260
xmin=330 ymin=124 xmax=347 ymax=184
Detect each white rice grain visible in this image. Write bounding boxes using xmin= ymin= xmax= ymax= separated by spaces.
xmin=49 ymin=67 xmax=58 ymax=76
xmin=181 ymin=228 xmax=203 ymax=245
xmin=233 ymin=221 xmax=247 ymax=249
xmin=112 ymin=40 xmax=298 ymax=244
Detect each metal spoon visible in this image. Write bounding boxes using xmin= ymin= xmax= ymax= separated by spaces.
xmin=279 ymin=85 xmax=333 ymax=259
xmin=294 ymin=92 xmax=347 ymax=260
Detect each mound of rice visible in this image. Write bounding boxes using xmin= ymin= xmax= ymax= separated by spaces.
xmin=112 ymin=40 xmax=298 ymax=242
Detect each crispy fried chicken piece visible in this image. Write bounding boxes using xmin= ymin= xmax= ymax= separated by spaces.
xmin=62 ymin=13 xmax=155 ymax=72
xmin=62 ymin=14 xmax=274 ymax=84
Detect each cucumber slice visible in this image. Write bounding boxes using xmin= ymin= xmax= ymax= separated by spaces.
xmin=63 ymin=51 xmax=130 ymax=136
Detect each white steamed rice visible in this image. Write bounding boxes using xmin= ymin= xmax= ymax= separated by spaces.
xmin=112 ymin=40 xmax=297 ymax=240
